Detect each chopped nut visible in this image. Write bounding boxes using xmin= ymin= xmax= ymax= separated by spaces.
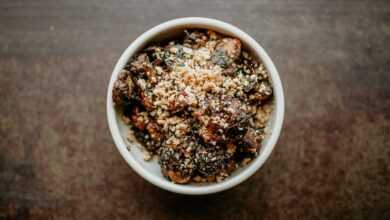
xmin=215 ymin=38 xmax=241 ymax=61
xmin=142 ymin=150 xmax=152 ymax=161
xmin=241 ymin=158 xmax=252 ymax=166
xmin=112 ymin=70 xmax=134 ymax=106
xmin=167 ymin=170 xmax=191 ymax=184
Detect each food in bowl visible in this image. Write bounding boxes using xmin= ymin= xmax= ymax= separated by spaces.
xmin=112 ymin=29 xmax=273 ymax=184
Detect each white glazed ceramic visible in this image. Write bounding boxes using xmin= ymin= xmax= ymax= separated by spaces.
xmin=107 ymin=17 xmax=284 ymax=195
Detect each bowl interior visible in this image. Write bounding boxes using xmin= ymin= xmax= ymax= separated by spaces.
xmin=108 ymin=18 xmax=284 ymax=194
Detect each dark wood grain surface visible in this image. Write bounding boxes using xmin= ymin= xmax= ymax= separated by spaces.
xmin=1 ymin=0 xmax=390 ymax=219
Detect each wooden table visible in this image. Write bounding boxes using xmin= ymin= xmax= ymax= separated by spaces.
xmin=1 ymin=0 xmax=389 ymax=219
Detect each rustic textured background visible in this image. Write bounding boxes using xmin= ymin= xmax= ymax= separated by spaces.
xmin=1 ymin=0 xmax=390 ymax=219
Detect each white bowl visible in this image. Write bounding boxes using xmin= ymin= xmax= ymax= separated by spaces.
xmin=106 ymin=17 xmax=285 ymax=195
